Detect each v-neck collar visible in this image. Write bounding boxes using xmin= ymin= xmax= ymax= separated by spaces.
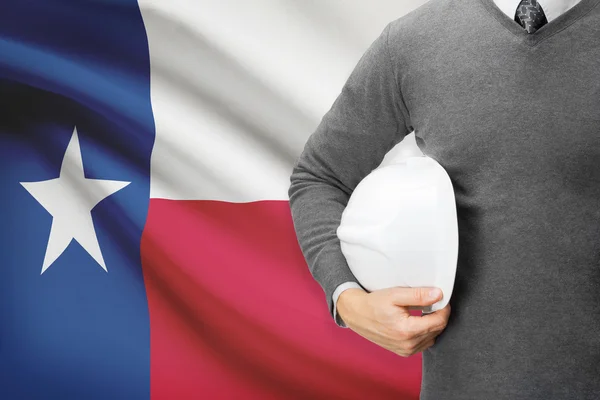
xmin=478 ymin=0 xmax=600 ymax=46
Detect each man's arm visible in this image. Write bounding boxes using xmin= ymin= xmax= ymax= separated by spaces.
xmin=288 ymin=22 xmax=413 ymax=326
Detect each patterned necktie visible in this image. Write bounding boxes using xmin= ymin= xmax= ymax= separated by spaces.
xmin=514 ymin=0 xmax=548 ymax=33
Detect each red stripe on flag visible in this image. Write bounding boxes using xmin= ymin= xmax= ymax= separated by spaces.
xmin=141 ymin=199 xmax=421 ymax=399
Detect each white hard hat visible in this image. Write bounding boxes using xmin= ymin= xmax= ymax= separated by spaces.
xmin=337 ymin=155 xmax=458 ymax=313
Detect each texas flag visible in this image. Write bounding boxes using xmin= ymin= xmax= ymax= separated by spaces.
xmin=0 ymin=1 xmax=424 ymax=399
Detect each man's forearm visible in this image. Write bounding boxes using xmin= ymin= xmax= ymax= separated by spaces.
xmin=287 ymin=166 xmax=363 ymax=320
xmin=288 ymin=22 xmax=412 ymax=325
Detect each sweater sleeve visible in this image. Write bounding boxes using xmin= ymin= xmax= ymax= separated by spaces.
xmin=287 ymin=22 xmax=413 ymax=325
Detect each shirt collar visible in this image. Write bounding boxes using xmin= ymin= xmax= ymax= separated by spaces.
xmin=493 ymin=0 xmax=582 ymax=22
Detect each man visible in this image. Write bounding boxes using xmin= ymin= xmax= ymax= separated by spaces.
xmin=288 ymin=0 xmax=600 ymax=398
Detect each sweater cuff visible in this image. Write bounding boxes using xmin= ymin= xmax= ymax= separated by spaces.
xmin=332 ymin=282 xmax=363 ymax=327
xmin=311 ymin=244 xmax=363 ymax=327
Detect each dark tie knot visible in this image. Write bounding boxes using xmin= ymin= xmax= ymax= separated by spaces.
xmin=514 ymin=0 xmax=548 ymax=33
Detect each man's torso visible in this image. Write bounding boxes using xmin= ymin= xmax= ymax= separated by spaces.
xmin=387 ymin=0 xmax=600 ymax=398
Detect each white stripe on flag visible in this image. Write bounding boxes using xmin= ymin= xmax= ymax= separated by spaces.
xmin=139 ymin=0 xmax=423 ymax=201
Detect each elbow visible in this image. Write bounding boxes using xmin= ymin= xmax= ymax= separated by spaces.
xmin=288 ymin=161 xmax=309 ymax=203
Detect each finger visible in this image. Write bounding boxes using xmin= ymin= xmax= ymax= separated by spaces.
xmin=389 ymin=287 xmax=443 ymax=307
xmin=397 ymin=320 xmax=446 ymax=349
xmin=413 ymin=337 xmax=436 ymax=354
xmin=393 ymin=331 xmax=437 ymax=357
xmin=402 ymin=307 xmax=450 ymax=336
xmin=388 ymin=304 xmax=450 ymax=340
xmin=429 ymin=303 xmax=451 ymax=322
xmin=418 ymin=302 xmax=451 ymax=322
xmin=410 ymin=330 xmax=441 ymax=353
xmin=408 ymin=320 xmax=446 ymax=342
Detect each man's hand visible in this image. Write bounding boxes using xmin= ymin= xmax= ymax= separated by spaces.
xmin=336 ymin=287 xmax=451 ymax=357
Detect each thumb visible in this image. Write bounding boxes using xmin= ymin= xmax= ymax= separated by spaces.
xmin=389 ymin=287 xmax=443 ymax=307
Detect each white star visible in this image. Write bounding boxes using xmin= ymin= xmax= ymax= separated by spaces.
xmin=20 ymin=127 xmax=130 ymax=274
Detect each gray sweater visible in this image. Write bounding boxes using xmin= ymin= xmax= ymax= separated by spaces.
xmin=288 ymin=0 xmax=600 ymax=398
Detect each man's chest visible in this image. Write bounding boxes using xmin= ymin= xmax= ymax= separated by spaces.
xmin=399 ymin=38 xmax=600 ymax=189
